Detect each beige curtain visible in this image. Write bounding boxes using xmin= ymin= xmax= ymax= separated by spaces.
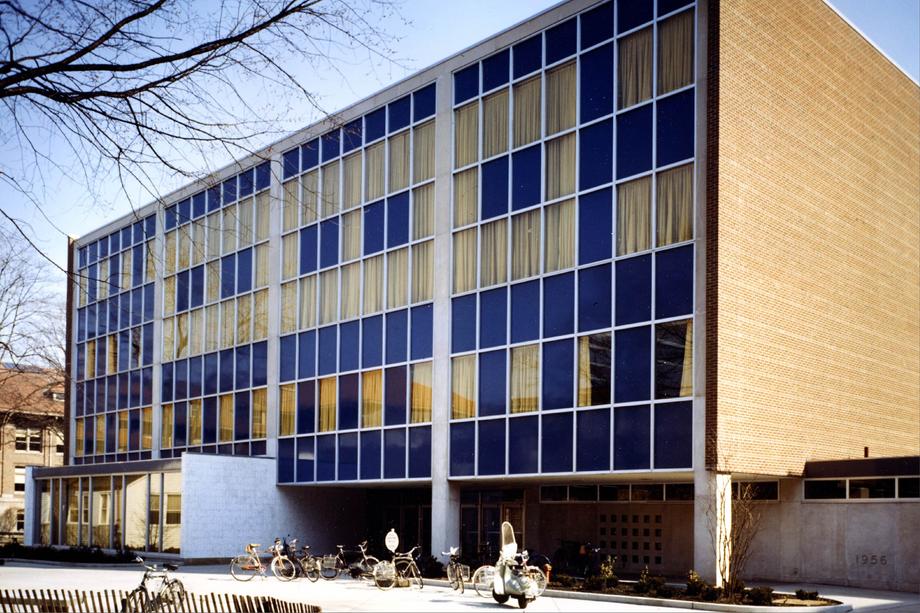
xmin=301 ymin=170 xmax=319 ymax=224
xmin=453 ymin=229 xmax=477 ymax=293
xmin=680 ymin=320 xmax=693 ymax=396
xmin=412 ymin=241 xmax=434 ymax=303
xmin=107 ymin=334 xmax=117 ymax=374
xmin=164 ymin=230 xmax=177 ymax=276
xmin=511 ymin=344 xmax=539 ymax=413
xmin=343 ymin=152 xmax=363 ymax=209
xmin=365 ymin=142 xmax=385 ymax=202
xmin=544 ymin=199 xmax=576 ymax=272
xmin=546 ymin=61 xmax=576 ymax=135
xmin=454 ymin=102 xmax=479 ymax=168
xmin=206 ymin=260 xmax=220 ymax=303
xmin=206 ymin=212 xmax=221 ymax=259
xmin=512 ymin=209 xmax=540 ymax=280
xmin=280 ymin=383 xmax=296 ymax=436
xmin=96 ymin=414 xmax=105 ymax=453
xmin=618 ymin=27 xmax=653 ymax=109
xmin=389 ymin=131 xmax=410 ymax=193
xmin=451 ymin=355 xmax=476 ymax=419
xmin=321 ymin=161 xmax=340 ymax=218
xmin=120 ymin=248 xmax=132 ymax=291
xmin=363 ymin=255 xmax=383 ymax=313
xmin=453 ymin=168 xmax=478 ymax=228
xmin=204 ymin=304 xmax=219 ymax=352
xmin=188 ymin=307 xmax=203 ymax=355
xmin=319 ymin=377 xmax=336 ymax=432
xmin=546 ymin=133 xmax=576 ymax=200
xmin=320 ymin=269 xmax=338 ymax=324
xmin=413 ymin=120 xmax=435 ymax=182
xmin=410 ymin=362 xmax=433 ymax=423
xmin=387 ymin=247 xmax=409 ymax=309
xmin=341 ymin=262 xmax=361 ymax=320
xmin=219 ymin=394 xmax=233 ymax=442
xmin=281 ymin=281 xmax=298 ymax=334
xmin=84 ymin=339 xmax=95 ymax=378
xmin=163 ymin=276 xmax=176 ymax=316
xmin=238 ymin=199 xmax=253 ymax=248
xmin=659 ymin=10 xmax=694 ymax=95
xmin=342 ymin=210 xmax=362 ymax=261
xmin=577 ymin=333 xmax=610 ymax=406
xmin=141 ymin=407 xmax=152 ymax=449
xmin=254 ymin=243 xmax=269 ymax=288
xmin=118 ymin=411 xmax=128 ymax=451
xmin=251 ymin=388 xmax=267 ymax=439
xmin=483 ymin=89 xmax=509 ymax=158
xmin=161 ymin=317 xmax=174 ymax=362
xmin=78 ymin=273 xmax=87 ymax=307
xmin=190 ymin=221 xmax=205 ymax=266
xmin=222 ymin=208 xmax=237 ymax=254
xmin=413 ymin=183 xmax=434 ymax=239
xmin=362 ymin=370 xmax=382 ymax=427
xmin=74 ymin=418 xmax=84 ymax=457
xmin=617 ymin=176 xmax=652 ymax=255
xmin=162 ymin=404 xmax=174 ymax=448
xmin=253 ymin=289 xmax=268 ymax=340
xmin=98 ymin=258 xmax=109 ymax=299
xmin=657 ymin=164 xmax=693 ymax=246
xmin=480 ymin=219 xmax=507 ymax=287
xmin=145 ymin=240 xmax=156 ymax=283
xmin=188 ymin=399 xmax=202 ymax=445
xmin=255 ymin=191 xmax=270 ymax=242
xmin=237 ymin=294 xmax=251 ymax=345
xmin=514 ymin=76 xmax=541 ymax=148
xmin=299 ymin=275 xmax=317 ymax=329
xmin=282 ymin=233 xmax=298 ymax=281
xmin=220 ymin=299 xmax=235 ymax=348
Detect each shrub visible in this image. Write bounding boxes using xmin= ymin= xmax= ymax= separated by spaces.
xmin=795 ymin=589 xmax=819 ymax=600
xmin=701 ymin=585 xmax=723 ymax=601
xmin=550 ymin=574 xmax=578 ymax=588
xmin=686 ymin=570 xmax=707 ymax=596
xmin=599 ymin=555 xmax=617 ymax=581
xmin=633 ymin=567 xmax=651 ymax=594
xmin=0 ymin=544 xmax=135 ymax=564
xmin=583 ymin=576 xmax=607 ymax=592
xmin=747 ymin=586 xmax=774 ymax=606
xmin=656 ymin=584 xmax=677 ymax=599
xmin=415 ymin=555 xmax=444 ymax=579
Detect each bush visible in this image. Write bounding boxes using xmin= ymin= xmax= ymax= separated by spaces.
xmin=633 ymin=566 xmax=666 ymax=595
xmin=415 ymin=555 xmax=444 ymax=579
xmin=686 ymin=570 xmax=707 ymax=596
xmin=0 ymin=544 xmax=135 ymax=564
xmin=550 ymin=574 xmax=578 ymax=588
xmin=747 ymin=586 xmax=774 ymax=606
xmin=583 ymin=575 xmax=606 ymax=591
xmin=795 ymin=589 xmax=819 ymax=600
xmin=656 ymin=584 xmax=677 ymax=599
xmin=701 ymin=585 xmax=723 ymax=601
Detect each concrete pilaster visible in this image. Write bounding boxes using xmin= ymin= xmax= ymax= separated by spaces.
xmin=694 ymin=470 xmax=732 ymax=586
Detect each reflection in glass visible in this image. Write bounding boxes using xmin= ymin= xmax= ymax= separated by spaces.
xmin=125 ymin=474 xmax=147 ymax=551
xmin=163 ymin=473 xmax=181 ymax=553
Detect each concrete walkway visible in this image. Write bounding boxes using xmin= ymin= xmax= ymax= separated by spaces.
xmin=768 ymin=582 xmax=920 ymax=613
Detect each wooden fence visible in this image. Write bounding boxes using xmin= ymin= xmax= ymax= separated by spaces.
xmin=0 ymin=589 xmax=321 ymax=613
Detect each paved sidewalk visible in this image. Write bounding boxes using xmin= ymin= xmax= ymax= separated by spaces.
xmin=768 ymin=582 xmax=920 ymax=613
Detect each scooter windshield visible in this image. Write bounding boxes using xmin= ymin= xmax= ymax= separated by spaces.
xmin=500 ymin=521 xmax=517 ymax=559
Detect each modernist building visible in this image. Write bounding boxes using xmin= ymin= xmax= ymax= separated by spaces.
xmin=26 ymin=0 xmax=919 ymax=590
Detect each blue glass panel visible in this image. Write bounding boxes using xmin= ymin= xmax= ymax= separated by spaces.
xmin=616 ymin=104 xmax=653 ymax=179
xmin=220 ymin=255 xmax=235 ymax=299
xmin=219 ymin=349 xmax=234 ymax=393
xmin=387 ymin=192 xmax=410 ymax=248
xmin=512 ymin=145 xmax=541 ymax=210
xmin=541 ymin=412 xmax=573 ymax=472
xmin=410 ymin=304 xmax=433 ymax=360
xmin=365 ymin=108 xmax=386 ymax=143
xmin=207 ymin=186 xmax=221 ymax=212
xmin=413 ymin=83 xmax=436 ymax=121
xmin=321 ymin=130 xmax=340 ymax=162
xmin=505 ymin=416 xmax=537 ymax=475
xmin=656 ymin=245 xmax=693 ymax=318
xmin=338 ymin=433 xmax=358 ymax=481
xmin=300 ymin=225 xmax=318 ymax=274
xmin=280 ymin=335 xmax=297 ymax=382
xmin=256 ymin=162 xmax=271 ymax=191
xmin=86 ymin=305 xmax=96 ymax=340
xmin=302 ymin=139 xmax=319 ymax=170
xmin=388 ymin=95 xmax=411 ymax=133
xmin=297 ymin=380 xmax=315 ymax=434
xmin=478 ymin=350 xmax=507 ymax=416
xmin=363 ymin=202 xmax=385 ymax=255
xmin=234 ymin=391 xmax=250 ymax=440
xmin=235 ymin=345 xmax=250 ymax=391
xmin=514 ymin=34 xmax=542 ymax=78
xmin=338 ymin=374 xmax=359 ymax=430
xmin=173 ymin=401 xmax=187 ymax=447
xmin=543 ymin=273 xmax=574 ymax=337
xmin=360 ymin=430 xmax=381 ymax=479
xmin=164 ymin=206 xmax=177 ymax=231
xmin=342 ymin=118 xmax=363 ymax=153
xmin=320 ymin=219 xmax=339 ymax=269
xmin=478 ymin=419 xmax=506 ymax=475
xmin=543 ymin=339 xmax=574 ymax=410
xmin=482 ymin=49 xmax=509 ymax=91
xmin=131 ymin=287 xmax=142 ymax=325
xmin=655 ymin=401 xmax=691 ymax=468
xmin=144 ymin=283 xmax=154 ymax=321
xmin=316 ymin=434 xmax=336 ymax=481
xmin=78 ymin=246 xmax=87 ymax=269
xmin=511 ymin=280 xmax=540 ymax=343
xmin=252 ymin=341 xmax=267 ymax=387
xmin=129 ymin=408 xmax=140 ymax=450
xmin=98 ymin=237 xmax=109 ymax=259
xmin=581 ymin=121 xmax=614 ymax=191
xmin=339 ymin=321 xmax=360 ymax=372
xmin=581 ymin=1 xmax=613 ymax=49
xmin=222 ymin=176 xmax=237 ymax=205
xmin=204 ymin=352 xmax=218 ymax=395
xmin=118 ymin=331 xmax=129 ymax=371
xmin=178 ymin=198 xmax=192 ymax=224
xmin=616 ymin=255 xmax=651 ymax=325
xmin=451 ymin=295 xmax=477 ymax=353
xmin=131 ymin=370 xmax=142 ymax=407
xmin=282 ymin=148 xmax=299 ymax=179
xmin=615 ymin=405 xmax=650 ymax=469
xmin=582 ymin=46 xmax=614 ymax=124
xmin=579 ymin=188 xmax=613 ymax=263
xmin=479 ymin=287 xmax=507 ymax=348
xmin=657 ymin=89 xmax=695 ymax=167
xmin=143 ymin=323 xmax=154 ymax=366
xmin=481 ymin=156 xmax=509 ymax=219
xmin=318 ymin=326 xmax=337 ymax=376
xmin=188 ymin=356 xmax=202 ymax=398
xmin=614 ymin=326 xmax=651 ymax=402
xmin=278 ymin=438 xmax=295 ymax=482
xmin=174 ymin=359 xmax=188 ymax=401
xmin=239 ymin=169 xmax=254 ymax=198
xmin=384 ymin=428 xmax=406 ymax=479
xmin=203 ymin=396 xmax=217 ymax=444
xmin=362 ymin=316 xmax=383 ymax=368
xmin=386 ymin=309 xmax=407 ymax=364
xmin=385 ymin=366 xmax=406 ymax=426
xmin=659 ymin=0 xmax=693 ymax=15
xmin=618 ymin=0 xmax=652 ymax=33
xmin=454 ymin=64 xmax=479 ymax=104
xmin=408 ymin=426 xmax=431 ymax=478
xmin=579 ymin=264 xmax=612 ymax=331
xmin=296 ymin=436 xmax=315 ymax=482
xmin=236 ymin=248 xmax=252 ymax=294
xmin=190 ymin=265 xmax=204 ymax=308
xmin=577 ymin=408 xmax=610 ymax=471
xmin=546 ymin=17 xmax=577 ymax=64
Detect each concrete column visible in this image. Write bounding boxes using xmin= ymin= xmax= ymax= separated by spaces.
xmin=694 ymin=470 xmax=731 ymax=586
xmin=23 ymin=466 xmax=36 ymax=546
xmin=264 ymin=153 xmax=284 ymax=457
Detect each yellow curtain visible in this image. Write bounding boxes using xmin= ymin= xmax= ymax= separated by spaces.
xmin=220 ymin=299 xmax=235 ymax=349
xmin=255 ymin=191 xmax=270 ymax=242
xmin=618 ymin=27 xmax=653 ymax=109
xmin=107 ymin=334 xmax=117 ymax=374
xmin=204 ymin=304 xmax=219 ymax=352
xmin=98 ymin=258 xmax=109 ymax=300
xmin=511 ymin=344 xmax=539 ymax=413
xmin=451 ymin=355 xmax=476 ymax=419
xmin=238 ymin=199 xmax=253 ymax=248
xmin=546 ymin=61 xmax=576 ymax=135
xmin=301 ymin=170 xmax=319 ymax=224
xmin=175 ymin=313 xmax=189 ymax=358
xmin=412 ymin=240 xmax=434 ymax=303
xmin=480 ymin=219 xmax=507 ymax=287
xmin=280 ymin=384 xmax=296 ymax=436
xmin=343 ymin=152 xmax=363 ymax=209
xmin=251 ymin=388 xmax=267 ymax=439
xmin=145 ymin=240 xmax=156 ymax=283
xmin=362 ymin=370 xmax=382 ymax=428
xmin=222 ymin=208 xmax=236 ymax=254
xmin=387 ymin=247 xmax=409 ymax=309
xmin=206 ymin=212 xmax=221 ymax=259
xmin=320 ymin=269 xmax=338 ymax=324
xmin=577 ymin=333 xmax=610 ymax=407
xmin=164 ymin=230 xmax=177 ymax=276
xmin=118 ymin=411 xmax=128 ymax=451
xmin=74 ymin=419 xmax=84 ymax=456
xmin=299 ymin=275 xmax=317 ymax=329
xmin=658 ymin=10 xmax=694 ymax=95
xmin=365 ymin=142 xmax=385 ymax=202
xmin=254 ymin=289 xmax=268 ymax=340
xmin=85 ymin=339 xmax=96 ymax=378
xmin=657 ymin=164 xmax=693 ymax=246
xmin=281 ymin=281 xmax=297 ymax=334
xmin=513 ymin=76 xmax=541 ymax=148
xmin=363 ymin=255 xmax=383 ymax=314
xmin=413 ymin=120 xmax=435 ymax=182
xmin=163 ymin=275 xmax=176 ymax=316
xmin=546 ymin=133 xmax=576 ymax=200
xmin=389 ymin=131 xmax=410 ymax=193
xmin=96 ymin=414 xmax=105 ymax=453
xmin=141 ymin=407 xmax=152 ymax=450
xmin=544 ymin=199 xmax=575 ymax=272
xmin=483 ymin=89 xmax=509 ymax=158
xmin=254 ymin=243 xmax=269 ymax=288
xmin=161 ymin=404 xmax=173 ymax=448
xmin=319 ymin=377 xmax=336 ymax=432
xmin=453 ymin=168 xmax=478 ymax=228
xmin=342 ymin=210 xmax=362 ymax=261
xmin=190 ymin=221 xmax=205 ymax=266
xmin=341 ymin=262 xmax=361 ymax=320
xmin=680 ymin=320 xmax=693 ymax=396
xmin=321 ymin=161 xmax=340 ymax=218
xmin=188 ymin=307 xmax=202 ymax=356
xmin=454 ymin=102 xmax=479 ymax=168
xmin=412 ymin=183 xmax=434 ymax=239
xmin=512 ymin=209 xmax=540 ymax=280
xmin=237 ymin=294 xmax=251 ymax=345
xmin=188 ymin=399 xmax=202 ymax=445
xmin=410 ymin=362 xmax=433 ymax=423
xmin=219 ymin=395 xmax=233 ymax=442
xmin=120 ymin=248 xmax=132 ymax=291
xmin=161 ymin=319 xmax=172 ymax=365
xmin=453 ymin=228 xmax=477 ymax=294
xmin=617 ymin=176 xmax=652 ymax=255
xmin=281 ymin=233 xmax=298 ymax=281
xmin=206 ymin=260 xmax=220 ymax=303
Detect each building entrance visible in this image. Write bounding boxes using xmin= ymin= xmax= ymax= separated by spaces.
xmin=365 ymin=489 xmax=431 ymax=557
xmin=459 ymin=489 xmax=525 ymax=566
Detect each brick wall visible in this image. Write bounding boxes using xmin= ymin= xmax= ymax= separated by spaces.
xmin=710 ymin=0 xmax=920 ymax=474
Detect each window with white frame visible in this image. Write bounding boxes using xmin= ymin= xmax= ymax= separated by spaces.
xmin=15 ymin=428 xmax=42 ymax=452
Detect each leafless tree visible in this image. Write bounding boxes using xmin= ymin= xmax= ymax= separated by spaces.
xmin=707 ymin=477 xmax=764 ymax=600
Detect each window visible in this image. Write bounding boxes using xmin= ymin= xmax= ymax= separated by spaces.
xmin=15 ymin=508 xmax=24 ymax=533
xmin=14 ymin=466 xmax=26 ymax=492
xmin=219 ymin=394 xmax=233 ymax=442
xmin=15 ymin=428 xmax=42 ymax=452
xmin=413 ymin=184 xmax=434 ymax=239
xmin=658 ymin=9 xmax=694 ymax=96
xmin=412 ymin=242 xmax=434 ymax=303
xmin=849 ymin=478 xmax=896 ymax=499
xmin=280 ymin=384 xmax=296 ymax=436
xmin=617 ymin=176 xmax=651 ymax=255
xmin=545 ymin=133 xmax=576 ymax=200
xmin=451 ymin=355 xmax=476 ymax=419
xmin=166 ymin=494 xmax=181 ymax=525
xmin=410 ymin=362 xmax=433 ymax=423
xmin=414 ymin=121 xmax=435 ymax=183
xmin=388 ymin=131 xmax=410 ymax=193
xmin=655 ymin=320 xmax=693 ymax=399
xmin=899 ymin=477 xmax=919 ymax=498
xmin=511 ymin=344 xmax=539 ymax=413
xmin=161 ymin=404 xmax=174 ymax=448
xmin=453 ymin=168 xmax=478 ymax=228
xmin=454 ymin=102 xmax=479 ymax=169
xmin=578 ymin=333 xmax=611 ymax=406
xmin=480 ymin=219 xmax=507 ymax=287
xmin=483 ymin=89 xmax=509 ymax=158
xmin=513 ymin=76 xmax=541 ymax=148
xmin=733 ymin=481 xmax=779 ymax=501
xmin=319 ymin=377 xmax=336 ymax=432
xmin=512 ymin=210 xmax=540 ymax=281
xmin=657 ymin=164 xmax=693 ymax=246
xmin=453 ymin=229 xmax=477 ymax=294
xmin=804 ymin=480 xmax=846 ymax=500
xmin=362 ymin=370 xmax=383 ymax=427
xmin=546 ymin=62 xmax=576 ymax=135
xmin=618 ymin=27 xmax=652 ymax=109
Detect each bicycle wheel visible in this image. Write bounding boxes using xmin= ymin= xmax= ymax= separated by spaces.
xmin=120 ymin=588 xmax=147 ymax=613
xmin=271 ymin=556 xmax=297 ymax=581
xmin=472 ymin=565 xmax=495 ymax=598
xmin=526 ymin=566 xmax=547 ymax=596
xmin=404 ymin=562 xmax=424 ymax=590
xmin=301 ymin=557 xmax=321 ymax=582
xmin=373 ymin=560 xmax=397 ymax=590
xmin=230 ymin=555 xmax=259 ymax=582
xmin=161 ymin=579 xmax=187 ymax=609
xmin=447 ymin=564 xmax=459 ymax=590
xmin=320 ymin=555 xmax=341 ymax=580
xmin=359 ymin=555 xmax=380 ymax=580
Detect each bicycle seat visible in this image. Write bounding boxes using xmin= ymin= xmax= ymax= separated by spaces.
xmin=246 ymin=543 xmax=261 ymax=553
xmin=336 ymin=544 xmax=344 ymax=548
xmin=164 ymin=563 xmax=179 ymax=571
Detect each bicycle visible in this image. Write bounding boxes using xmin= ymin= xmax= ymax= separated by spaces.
xmin=471 ymin=564 xmax=495 ymax=597
xmin=321 ymin=541 xmax=379 ymax=580
xmin=373 ymin=545 xmax=423 ymax=590
xmin=230 ymin=542 xmax=283 ymax=581
xmin=121 ymin=556 xmax=186 ymax=613
xmin=271 ymin=537 xmax=298 ymax=581
xmin=289 ymin=538 xmax=321 ymax=582
xmin=442 ymin=547 xmax=470 ymax=594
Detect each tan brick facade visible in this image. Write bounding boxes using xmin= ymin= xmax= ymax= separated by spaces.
xmin=708 ymin=0 xmax=920 ymax=475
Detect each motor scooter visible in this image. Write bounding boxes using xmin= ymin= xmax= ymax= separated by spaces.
xmin=491 ymin=521 xmax=540 ymax=609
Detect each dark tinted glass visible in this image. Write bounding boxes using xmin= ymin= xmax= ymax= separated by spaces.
xmin=360 ymin=431 xmax=381 ymax=480
xmin=388 ymin=95 xmax=411 ymax=133
xmin=454 ymin=64 xmax=479 ymax=104
xmin=615 ymin=255 xmax=651 ymax=325
xmin=478 ymin=350 xmax=507 ymax=417
xmin=385 ymin=309 xmax=407 ymax=364
xmin=387 ymin=192 xmax=410 ymax=248
xmin=481 ymin=156 xmax=509 ymax=220
xmin=614 ymin=405 xmax=650 ymax=469
xmin=545 ymin=18 xmax=577 ymax=65
xmin=362 ymin=316 xmax=383 ymax=368
xmin=410 ymin=304 xmax=433 ymax=360
xmin=579 ymin=265 xmax=611 ymax=331
xmin=617 ymin=104 xmax=653 ymax=179
xmin=338 ymin=433 xmax=358 ymax=481
xmin=297 ymin=380 xmax=315 ymax=434
xmin=581 ymin=2 xmax=613 ymax=48
xmin=450 ymin=422 xmax=475 ymax=476
xmin=513 ymin=34 xmax=542 ymax=78
xmin=654 ymin=401 xmax=691 ymax=468
xmin=338 ymin=374 xmax=359 ymax=430
xmin=511 ymin=281 xmax=540 ymax=343
xmin=408 ymin=426 xmax=432 ymax=478
xmin=363 ymin=202 xmax=385 ymax=255
xmin=543 ymin=273 xmax=574 ymax=337
xmin=478 ymin=419 xmax=506 ymax=475
xmin=542 ymin=339 xmax=574 ymax=410
xmin=340 ymin=321 xmax=359 ymax=372
xmin=541 ymin=412 xmax=573 ymax=472
xmin=318 ymin=325 xmax=337 ymax=376
xmin=482 ymin=49 xmax=509 ymax=91
xmin=480 ymin=288 xmax=507 ymax=348
xmin=316 ymin=434 xmax=335 ymax=481
xmin=298 ymin=331 xmax=316 ymax=379
xmin=615 ymin=326 xmax=651 ymax=402
xmin=655 ymin=245 xmax=693 ymax=318
xmin=384 ymin=428 xmax=406 ymax=479
xmin=804 ymin=480 xmax=846 ymax=499
xmin=512 ymin=145 xmax=541 ymax=210
xmin=581 ymin=43 xmax=614 ymax=122
xmin=509 ymin=415 xmax=539 ymax=474
xmin=385 ymin=366 xmax=406 ymax=426
xmin=657 ymin=89 xmax=695 ymax=167
xmin=577 ymin=408 xmax=611 ymax=471
xmin=452 ymin=295 xmax=477 ymax=353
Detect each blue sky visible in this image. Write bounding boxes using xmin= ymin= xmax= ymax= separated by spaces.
xmin=1 ymin=0 xmax=917 ymax=284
